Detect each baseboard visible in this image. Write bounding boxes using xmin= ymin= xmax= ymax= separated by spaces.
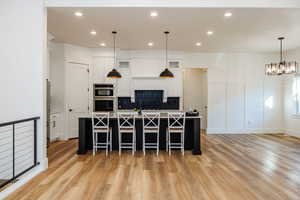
xmin=283 ymin=129 xmax=300 ymax=138
xmin=207 ymin=128 xmax=284 ymax=134
xmin=0 ymin=165 xmax=45 ymax=199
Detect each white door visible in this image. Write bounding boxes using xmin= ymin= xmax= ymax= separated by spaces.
xmin=183 ymin=68 xmax=208 ymax=129
xmin=66 ymin=62 xmax=89 ymax=139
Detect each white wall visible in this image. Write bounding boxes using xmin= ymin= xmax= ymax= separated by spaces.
xmin=0 ymin=0 xmax=46 ymax=161
xmin=50 ymin=44 xmax=283 ymax=135
xmin=92 ymin=49 xmax=184 ymax=101
xmin=48 ymin=44 xmax=92 ymax=140
xmin=0 ymin=0 xmax=47 ymax=198
xmin=49 ymin=43 xmax=65 ymax=114
xmin=206 ymin=53 xmax=283 ymax=134
xmin=48 ymin=43 xmax=66 ymax=141
xmin=183 ymin=69 xmax=207 ymax=128
xmin=283 ymin=47 xmax=300 ymax=137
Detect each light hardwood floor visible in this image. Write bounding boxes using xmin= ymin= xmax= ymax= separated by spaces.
xmin=5 ymin=133 xmax=300 ymax=200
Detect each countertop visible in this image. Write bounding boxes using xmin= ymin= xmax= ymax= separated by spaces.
xmin=81 ymin=112 xmax=202 ymax=119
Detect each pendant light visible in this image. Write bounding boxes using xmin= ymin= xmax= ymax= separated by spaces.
xmin=265 ymin=37 xmax=298 ymax=76
xmin=160 ymin=31 xmax=174 ymax=78
xmin=107 ymin=31 xmax=122 ymax=78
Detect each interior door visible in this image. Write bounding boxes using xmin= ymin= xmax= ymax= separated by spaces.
xmin=183 ymin=68 xmax=208 ymax=129
xmin=66 ymin=62 xmax=89 ymax=139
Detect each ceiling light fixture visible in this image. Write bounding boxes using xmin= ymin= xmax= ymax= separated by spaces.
xmin=196 ymin=42 xmax=202 ymax=46
xmin=107 ymin=31 xmax=122 ymax=78
xmin=100 ymin=43 xmax=106 ymax=47
xmin=74 ymin=12 xmax=83 ymax=17
xmin=207 ymin=31 xmax=214 ymax=35
xmin=265 ymin=37 xmax=298 ymax=76
xmin=148 ymin=42 xmax=154 ymax=47
xmin=150 ymin=11 xmax=158 ymax=17
xmin=160 ymin=31 xmax=174 ymax=78
xmin=224 ymin=12 xmax=232 ymax=17
xmin=90 ymin=31 xmax=97 ymax=35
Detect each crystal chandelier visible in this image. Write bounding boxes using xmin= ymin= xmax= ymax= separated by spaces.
xmin=265 ymin=37 xmax=298 ymax=76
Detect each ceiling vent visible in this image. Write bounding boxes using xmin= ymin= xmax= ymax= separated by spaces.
xmin=119 ymin=61 xmax=130 ymax=68
xmin=169 ymin=61 xmax=180 ymax=68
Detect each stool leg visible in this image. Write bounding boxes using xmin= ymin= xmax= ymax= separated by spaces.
xmin=95 ymin=133 xmax=98 ymax=155
xmin=119 ymin=132 xmax=121 ymax=156
xmin=143 ymin=132 xmax=145 ymax=156
xmin=93 ymin=132 xmax=95 ymax=156
xmin=106 ymin=131 xmax=109 ymax=156
xmin=110 ymin=129 xmax=112 ymax=152
xmin=156 ymin=131 xmax=159 ymax=156
xmin=135 ymin=130 xmax=137 ymax=153
xmin=132 ymin=130 xmax=135 ymax=156
xmin=166 ymin=130 xmax=168 ymax=152
xmin=182 ymin=131 xmax=185 ymax=156
xmin=169 ymin=131 xmax=171 ymax=156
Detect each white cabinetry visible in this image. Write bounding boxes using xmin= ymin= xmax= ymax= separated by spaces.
xmin=91 ymin=57 xmax=183 ymax=99
xmin=92 ymin=57 xmax=115 ymax=83
xmin=130 ymin=59 xmax=163 ymax=78
xmin=50 ymin=113 xmax=63 ymax=141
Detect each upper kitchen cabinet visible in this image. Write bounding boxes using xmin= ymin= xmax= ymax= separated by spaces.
xmin=92 ymin=57 xmax=115 ymax=84
xmin=116 ymin=60 xmax=131 ymax=96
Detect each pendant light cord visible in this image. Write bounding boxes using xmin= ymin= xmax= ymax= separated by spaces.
xmin=280 ymin=39 xmax=282 ymax=62
xmin=165 ymin=31 xmax=169 ymax=68
xmin=278 ymin=37 xmax=284 ymax=63
xmin=113 ymin=31 xmax=116 ymax=68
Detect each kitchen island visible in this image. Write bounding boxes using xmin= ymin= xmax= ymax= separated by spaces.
xmin=78 ymin=113 xmax=202 ymax=155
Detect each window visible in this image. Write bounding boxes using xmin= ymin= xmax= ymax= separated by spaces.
xmin=293 ymin=75 xmax=300 ymax=114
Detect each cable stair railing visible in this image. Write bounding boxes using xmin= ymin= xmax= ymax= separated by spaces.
xmin=0 ymin=117 xmax=40 ymax=189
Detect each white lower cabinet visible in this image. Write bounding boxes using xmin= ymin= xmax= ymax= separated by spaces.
xmin=50 ymin=113 xmax=63 ymax=142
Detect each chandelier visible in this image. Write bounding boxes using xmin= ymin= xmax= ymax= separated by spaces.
xmin=265 ymin=37 xmax=298 ymax=76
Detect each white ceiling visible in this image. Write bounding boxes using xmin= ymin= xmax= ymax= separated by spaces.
xmin=47 ymin=7 xmax=300 ymax=53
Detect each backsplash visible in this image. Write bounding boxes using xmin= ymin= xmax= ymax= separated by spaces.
xmin=118 ymin=97 xmax=180 ymax=110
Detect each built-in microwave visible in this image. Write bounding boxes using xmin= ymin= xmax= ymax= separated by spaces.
xmin=94 ymin=100 xmax=114 ymax=112
xmin=94 ymin=84 xmax=114 ymax=97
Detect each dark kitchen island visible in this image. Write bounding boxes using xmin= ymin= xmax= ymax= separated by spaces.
xmin=78 ymin=113 xmax=202 ymax=155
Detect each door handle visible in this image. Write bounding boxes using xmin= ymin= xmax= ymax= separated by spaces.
xmin=69 ymin=109 xmax=73 ymax=112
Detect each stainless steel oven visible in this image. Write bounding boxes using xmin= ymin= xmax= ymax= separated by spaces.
xmin=94 ymin=84 xmax=114 ymax=97
xmin=94 ymin=99 xmax=114 ymax=112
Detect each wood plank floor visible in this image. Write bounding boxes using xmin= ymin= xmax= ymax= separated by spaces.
xmin=5 ymin=134 xmax=300 ymax=200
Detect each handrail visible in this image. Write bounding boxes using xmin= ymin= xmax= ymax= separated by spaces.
xmin=0 ymin=116 xmax=40 ymax=189
xmin=0 ymin=117 xmax=40 ymax=127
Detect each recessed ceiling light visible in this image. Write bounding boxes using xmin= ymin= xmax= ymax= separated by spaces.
xmin=148 ymin=42 xmax=154 ymax=47
xmin=150 ymin=11 xmax=158 ymax=17
xmin=74 ymin=12 xmax=83 ymax=17
xmin=100 ymin=43 xmax=106 ymax=47
xmin=207 ymin=31 xmax=214 ymax=35
xmin=90 ymin=31 xmax=97 ymax=35
xmin=224 ymin=12 xmax=232 ymax=17
xmin=196 ymin=42 xmax=202 ymax=46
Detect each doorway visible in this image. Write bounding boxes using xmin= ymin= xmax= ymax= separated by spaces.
xmin=66 ymin=62 xmax=90 ymax=139
xmin=183 ymin=68 xmax=208 ymax=129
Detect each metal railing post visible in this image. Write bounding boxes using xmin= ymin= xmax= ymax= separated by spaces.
xmin=12 ymin=124 xmax=16 ymax=182
xmin=34 ymin=119 xmax=37 ymax=165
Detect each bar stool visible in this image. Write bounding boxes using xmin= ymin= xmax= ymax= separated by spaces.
xmin=166 ymin=112 xmax=186 ymax=155
xmin=117 ymin=112 xmax=136 ymax=155
xmin=92 ymin=112 xmax=112 ymax=156
xmin=142 ymin=112 xmax=160 ymax=156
